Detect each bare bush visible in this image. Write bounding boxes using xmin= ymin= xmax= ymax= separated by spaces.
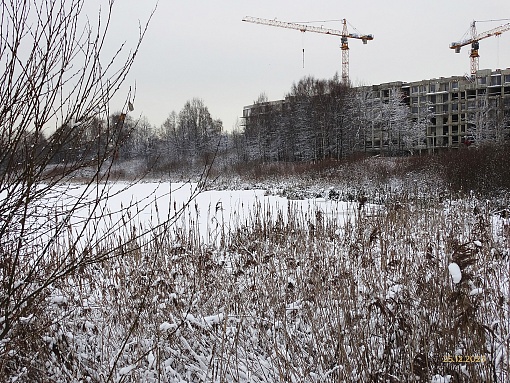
xmin=0 ymin=0 xmax=159 ymax=380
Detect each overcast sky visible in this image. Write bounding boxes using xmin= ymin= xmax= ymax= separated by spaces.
xmin=91 ymin=0 xmax=510 ymax=131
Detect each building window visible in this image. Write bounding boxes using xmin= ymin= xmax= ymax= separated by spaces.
xmin=429 ymin=84 xmax=436 ymax=92
xmin=505 ymin=74 xmax=510 ymax=83
xmin=491 ymin=75 xmax=502 ymax=85
xmin=489 ymin=87 xmax=501 ymax=96
xmin=478 ymin=76 xmax=487 ymax=85
xmin=452 ymin=81 xmax=459 ymax=89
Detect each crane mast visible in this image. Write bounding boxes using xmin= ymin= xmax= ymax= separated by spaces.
xmin=242 ymin=16 xmax=373 ymax=83
xmin=450 ymin=20 xmax=510 ymax=76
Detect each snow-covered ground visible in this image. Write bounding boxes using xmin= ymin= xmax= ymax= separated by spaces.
xmin=20 ymin=181 xmax=372 ymax=249
xmin=2 ymin=180 xmax=509 ymax=382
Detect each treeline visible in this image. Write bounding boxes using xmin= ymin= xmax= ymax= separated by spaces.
xmin=2 ymin=75 xmax=436 ymax=178
xmin=17 ymin=73 xmax=504 ymax=179
xmin=236 ymin=75 xmax=357 ymax=162
xmin=1 ymin=98 xmax=227 ymax=177
xmin=118 ymin=98 xmax=225 ymax=172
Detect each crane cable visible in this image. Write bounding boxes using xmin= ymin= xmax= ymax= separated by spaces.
xmin=473 ymin=19 xmax=510 ymax=67
xmin=302 ymin=31 xmax=305 ymax=68
xmin=474 ymin=18 xmax=510 ymax=23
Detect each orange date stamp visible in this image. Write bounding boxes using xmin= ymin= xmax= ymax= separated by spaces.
xmin=443 ymin=355 xmax=486 ymax=363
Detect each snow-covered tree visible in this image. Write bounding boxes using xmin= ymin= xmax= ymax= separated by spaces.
xmin=176 ymin=98 xmax=223 ymax=163
xmin=468 ymin=97 xmax=508 ymax=146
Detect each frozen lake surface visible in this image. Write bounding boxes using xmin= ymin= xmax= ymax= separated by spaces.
xmin=10 ymin=181 xmax=366 ymax=248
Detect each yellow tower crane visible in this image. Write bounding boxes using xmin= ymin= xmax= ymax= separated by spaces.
xmin=450 ymin=20 xmax=510 ymax=76
xmin=242 ymin=16 xmax=374 ymax=84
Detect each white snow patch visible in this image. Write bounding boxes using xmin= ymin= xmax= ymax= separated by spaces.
xmin=13 ymin=281 xmax=23 ymax=289
xmin=431 ymin=375 xmax=452 ymax=383
xmin=473 ymin=240 xmax=482 ymax=247
xmin=84 ymin=320 xmax=95 ymax=330
xmin=42 ymin=336 xmax=55 ymax=344
xmin=19 ymin=314 xmax=33 ymax=323
xmin=147 ymin=351 xmax=155 ymax=368
xmin=448 ymin=263 xmax=462 ymax=284
xmin=159 ymin=322 xmax=177 ymax=331
xmin=119 ymin=365 xmax=135 ymax=375
xmin=460 ymin=364 xmax=470 ymax=377
xmin=50 ymin=296 xmax=67 ymax=304
xmin=469 ymin=288 xmax=483 ymax=296
xmin=386 ymin=284 xmax=403 ymax=300
xmin=203 ymin=313 xmax=224 ymax=326
xmin=286 ymin=300 xmax=302 ymax=311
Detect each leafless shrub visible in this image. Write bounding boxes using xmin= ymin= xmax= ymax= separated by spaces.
xmin=0 ymin=0 xmax=176 ymax=380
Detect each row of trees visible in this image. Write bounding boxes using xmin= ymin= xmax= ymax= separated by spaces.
xmin=19 ymin=76 xmax=510 ymax=178
xmin=3 ymin=98 xmax=227 ymax=175
xmin=112 ymin=97 xmax=225 ymax=170
xmin=23 ymin=74 xmax=428 ymax=176
xmin=237 ymin=76 xmax=354 ymax=162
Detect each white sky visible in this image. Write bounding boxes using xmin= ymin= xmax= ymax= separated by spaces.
xmin=90 ymin=0 xmax=510 ymax=131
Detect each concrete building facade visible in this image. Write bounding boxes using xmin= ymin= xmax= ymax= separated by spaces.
xmin=361 ymin=68 xmax=510 ymax=153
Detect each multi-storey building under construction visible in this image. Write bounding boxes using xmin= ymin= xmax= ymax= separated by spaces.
xmin=242 ymin=68 xmax=510 ymax=155
xmin=366 ymin=68 xmax=510 ymax=153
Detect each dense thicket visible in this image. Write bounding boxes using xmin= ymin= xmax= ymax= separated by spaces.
xmin=238 ymin=76 xmax=356 ymax=162
xmin=0 ymin=1 xmax=158 ymax=380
